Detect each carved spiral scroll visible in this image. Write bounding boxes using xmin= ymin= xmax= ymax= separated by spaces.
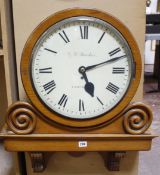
xmin=6 ymin=102 xmax=37 ymax=134
xmin=123 ymin=103 xmax=153 ymax=134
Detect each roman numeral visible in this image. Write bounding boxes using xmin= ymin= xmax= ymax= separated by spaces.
xmin=112 ymin=67 xmax=125 ymax=74
xmin=98 ymin=32 xmax=105 ymax=43
xmin=39 ymin=67 xmax=52 ymax=73
xmin=58 ymin=94 xmax=68 ymax=107
xmin=109 ymin=47 xmax=121 ymax=56
xmin=106 ymin=82 xmax=119 ymax=94
xmin=97 ymin=97 xmax=104 ymax=105
xmin=80 ymin=26 xmax=88 ymax=39
xmin=43 ymin=80 xmax=56 ymax=94
xmin=44 ymin=48 xmax=57 ymax=54
xmin=59 ymin=30 xmax=70 ymax=43
xmin=79 ymin=99 xmax=85 ymax=111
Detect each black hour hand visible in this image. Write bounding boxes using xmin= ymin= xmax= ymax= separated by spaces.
xmin=79 ymin=66 xmax=94 ymax=97
xmin=85 ymin=82 xmax=94 ymax=97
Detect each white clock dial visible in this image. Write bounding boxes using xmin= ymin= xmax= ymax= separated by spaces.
xmin=31 ymin=17 xmax=133 ymax=119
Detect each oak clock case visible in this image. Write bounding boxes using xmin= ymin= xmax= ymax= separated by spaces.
xmin=21 ymin=9 xmax=142 ymax=129
xmin=0 ymin=8 xmax=155 ymax=173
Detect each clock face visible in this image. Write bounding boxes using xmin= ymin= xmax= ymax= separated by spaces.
xmin=31 ymin=16 xmax=133 ymax=120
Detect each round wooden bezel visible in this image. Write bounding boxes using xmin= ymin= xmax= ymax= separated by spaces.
xmin=21 ymin=8 xmax=142 ymax=128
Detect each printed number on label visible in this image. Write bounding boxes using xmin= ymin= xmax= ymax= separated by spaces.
xmin=78 ymin=141 xmax=87 ymax=147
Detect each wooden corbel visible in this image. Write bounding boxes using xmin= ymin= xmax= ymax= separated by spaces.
xmin=29 ymin=152 xmax=53 ymax=173
xmin=104 ymin=151 xmax=126 ymax=171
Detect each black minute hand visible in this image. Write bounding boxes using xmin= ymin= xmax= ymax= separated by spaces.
xmin=85 ymin=55 xmax=127 ymax=71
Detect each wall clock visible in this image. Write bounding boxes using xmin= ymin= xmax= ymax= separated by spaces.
xmin=1 ymin=8 xmax=155 ymax=173
xmin=21 ymin=8 xmax=142 ymax=128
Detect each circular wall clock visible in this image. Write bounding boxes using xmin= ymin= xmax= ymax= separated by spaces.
xmin=21 ymin=9 xmax=142 ymax=128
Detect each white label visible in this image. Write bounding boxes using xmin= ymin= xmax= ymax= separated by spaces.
xmin=78 ymin=141 xmax=87 ymax=148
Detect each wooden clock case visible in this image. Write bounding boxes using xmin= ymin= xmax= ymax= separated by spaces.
xmin=21 ymin=8 xmax=142 ymax=129
xmin=0 ymin=4 xmax=156 ymax=173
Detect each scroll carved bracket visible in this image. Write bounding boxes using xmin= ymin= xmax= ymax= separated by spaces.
xmin=105 ymin=151 xmax=126 ymax=171
xmin=121 ymin=102 xmax=153 ymax=134
xmin=6 ymin=101 xmax=38 ymax=134
xmin=29 ymin=152 xmax=52 ymax=173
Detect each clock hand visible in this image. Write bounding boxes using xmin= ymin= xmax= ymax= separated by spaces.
xmin=79 ymin=66 xmax=94 ymax=97
xmin=85 ymin=55 xmax=127 ymax=71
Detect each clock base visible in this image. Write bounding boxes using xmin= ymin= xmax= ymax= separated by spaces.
xmin=0 ymin=101 xmax=156 ymax=172
xmin=0 ymin=124 xmax=156 ymax=172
